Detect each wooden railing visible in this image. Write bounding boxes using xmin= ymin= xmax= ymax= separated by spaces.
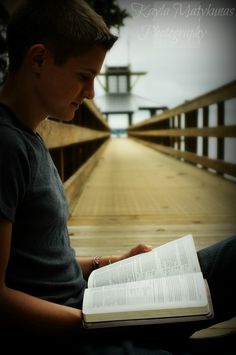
xmin=128 ymin=80 xmax=236 ymax=179
xmin=38 ymin=99 xmax=110 ymax=212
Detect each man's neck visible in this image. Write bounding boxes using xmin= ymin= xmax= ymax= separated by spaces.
xmin=0 ymin=74 xmax=46 ymax=132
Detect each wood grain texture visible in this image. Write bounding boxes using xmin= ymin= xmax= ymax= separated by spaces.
xmin=68 ymin=137 xmax=236 ymax=244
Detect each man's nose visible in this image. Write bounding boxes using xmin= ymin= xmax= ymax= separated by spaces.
xmin=84 ymin=81 xmax=95 ymax=100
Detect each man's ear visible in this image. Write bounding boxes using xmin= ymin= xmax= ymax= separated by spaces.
xmin=26 ymin=44 xmax=48 ymax=73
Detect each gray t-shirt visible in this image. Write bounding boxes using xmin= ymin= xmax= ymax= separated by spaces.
xmin=0 ymin=104 xmax=86 ymax=308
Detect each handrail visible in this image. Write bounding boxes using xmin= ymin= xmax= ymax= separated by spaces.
xmin=38 ymin=100 xmax=110 ymax=210
xmin=129 ymin=80 xmax=236 ymax=129
xmin=128 ymin=80 xmax=236 ymax=178
xmin=38 ymin=120 xmax=109 ymax=149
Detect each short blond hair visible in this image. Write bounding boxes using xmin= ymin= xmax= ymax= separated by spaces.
xmin=7 ymin=0 xmax=117 ymax=72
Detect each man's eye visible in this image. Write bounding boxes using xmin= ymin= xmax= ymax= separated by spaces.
xmin=78 ymin=72 xmax=95 ymax=81
xmin=77 ymin=74 xmax=88 ymax=81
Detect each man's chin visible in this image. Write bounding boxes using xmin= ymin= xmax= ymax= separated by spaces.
xmin=61 ymin=115 xmax=75 ymax=122
xmin=51 ymin=112 xmax=76 ymax=123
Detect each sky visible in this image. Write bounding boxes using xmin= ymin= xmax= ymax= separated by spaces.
xmin=94 ymin=0 xmax=236 ymax=127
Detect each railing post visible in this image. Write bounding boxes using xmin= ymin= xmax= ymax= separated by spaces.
xmin=177 ymin=114 xmax=181 ymax=151
xmin=185 ymin=110 xmax=197 ymax=155
xmin=217 ymin=101 xmax=225 ymax=161
xmin=203 ymin=106 xmax=209 ymax=158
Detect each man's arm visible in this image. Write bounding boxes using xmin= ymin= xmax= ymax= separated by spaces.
xmin=0 ymin=217 xmax=83 ymax=336
xmin=77 ymin=243 xmax=152 ymax=280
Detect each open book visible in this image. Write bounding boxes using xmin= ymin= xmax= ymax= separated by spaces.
xmin=82 ymin=234 xmax=213 ymax=329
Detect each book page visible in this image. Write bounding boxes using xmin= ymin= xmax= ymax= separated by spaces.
xmin=88 ymin=234 xmax=201 ymax=288
xmin=83 ymin=272 xmax=209 ymax=323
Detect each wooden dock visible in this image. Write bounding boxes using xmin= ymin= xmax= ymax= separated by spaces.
xmin=68 ymin=137 xmax=236 ymax=254
xmin=67 ymin=137 xmax=236 ymax=340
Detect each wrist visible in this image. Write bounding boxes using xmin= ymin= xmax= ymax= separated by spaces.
xmin=91 ymin=255 xmax=114 ymax=270
xmin=92 ymin=255 xmax=101 ymax=270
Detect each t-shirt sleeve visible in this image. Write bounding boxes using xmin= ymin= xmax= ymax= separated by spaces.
xmin=0 ymin=129 xmax=30 ymax=222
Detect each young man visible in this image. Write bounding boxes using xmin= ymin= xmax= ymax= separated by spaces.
xmin=0 ymin=0 xmax=151 ymax=334
xmin=0 ymin=0 xmax=235 ymax=353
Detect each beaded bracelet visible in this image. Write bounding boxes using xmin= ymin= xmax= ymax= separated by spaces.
xmin=92 ymin=255 xmax=101 ymax=270
xmin=92 ymin=255 xmax=113 ymax=270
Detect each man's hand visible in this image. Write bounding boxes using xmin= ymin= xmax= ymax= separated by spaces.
xmin=118 ymin=243 xmax=152 ymax=261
